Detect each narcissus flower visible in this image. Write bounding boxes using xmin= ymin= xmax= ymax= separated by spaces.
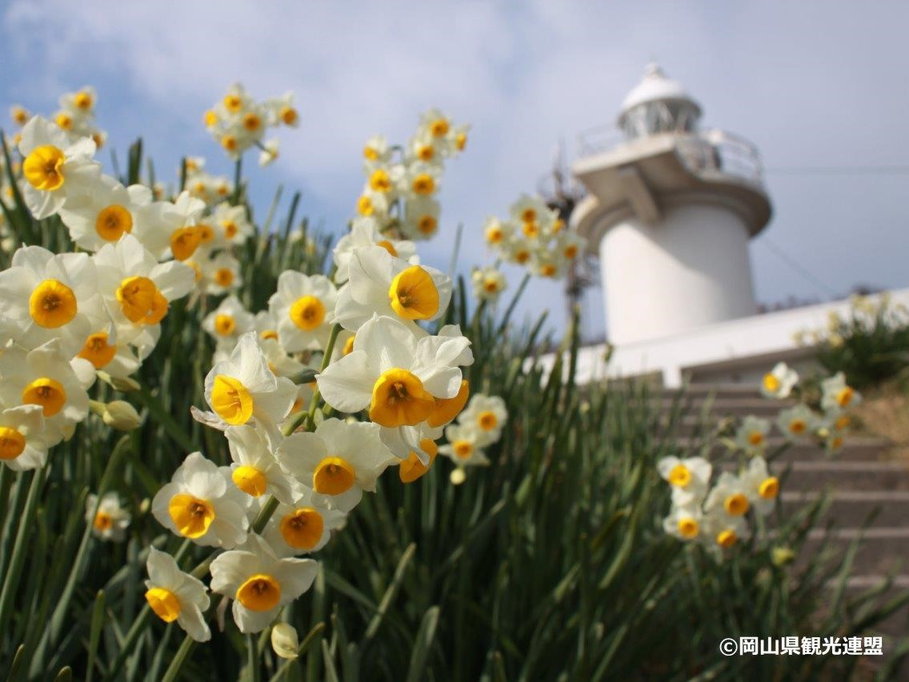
xmin=225 ymin=425 xmax=296 ymax=504
xmin=820 ymin=372 xmax=861 ymax=413
xmin=471 ymin=267 xmax=507 ymax=302
xmin=277 ymin=418 xmax=396 ymax=513
xmin=704 ymin=472 xmax=752 ymax=519
xmin=17 ymin=116 xmax=101 ymax=219
xmin=202 ymin=332 xmax=297 ymax=431
xmin=151 ymin=452 xmax=248 ymax=548
xmin=144 ymin=547 xmax=211 ymax=642
xmin=657 ymin=455 xmax=712 ymax=507
xmin=457 ymin=394 xmax=507 ymax=446
xmin=0 ymin=405 xmax=50 ymax=471
xmin=202 ymin=295 xmax=255 ymax=348
xmin=334 ymin=246 xmax=451 ymax=332
xmin=702 ymin=509 xmax=749 ymax=551
xmin=317 ymin=315 xmax=470 ymax=431
xmin=776 ymin=404 xmax=816 ymax=440
xmin=735 ymin=416 xmax=771 ymax=456
xmin=741 ymin=456 xmax=780 ymax=516
xmin=261 ymin=486 xmax=346 ymax=557
xmin=268 ymin=272 xmax=338 ymax=353
xmin=85 ymin=492 xmax=131 ymax=541
xmin=209 ymin=535 xmax=318 ymax=633
xmin=58 ymin=176 xmax=152 ymax=252
xmin=439 ymin=423 xmax=489 ymax=467
xmin=760 ymin=362 xmax=799 ymax=399
xmin=662 ymin=503 xmax=703 ymax=542
xmin=332 ymin=219 xmax=416 ymax=285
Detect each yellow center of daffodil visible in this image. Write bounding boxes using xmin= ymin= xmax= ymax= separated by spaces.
xmin=427 ymin=379 xmax=469 ymax=428
xmin=93 ymin=511 xmax=113 ymax=531
xmin=95 ymin=204 xmax=133 ymax=241
xmin=23 ymin=145 xmax=66 ymax=191
xmin=747 ymin=431 xmax=764 ymax=447
xmin=203 ymin=110 xmax=218 ymax=127
xmin=223 ymin=94 xmax=243 ymax=112
xmin=12 ymin=106 xmax=28 ymax=125
xmin=357 ymin=195 xmax=374 ymax=216
xmin=168 ymin=493 xmax=215 ymax=538
xmin=540 ymin=264 xmax=557 ymax=278
xmin=830 ymin=435 xmax=844 ymax=450
xmin=789 ymin=419 xmax=806 ymax=434
xmin=716 ymin=530 xmax=738 ymax=548
xmin=363 ymin=145 xmax=379 ymax=161
xmin=483 ymin=278 xmax=501 ymax=294
xmin=836 ymin=386 xmax=854 ymax=407
xmin=170 ymin=226 xmax=202 ymax=261
xmin=477 ymin=411 xmax=498 ymax=431
xmin=430 ymin=119 xmax=449 ymax=137
xmin=260 ymin=329 xmax=278 ymax=341
xmin=77 ymin=331 xmax=117 ymax=368
xmin=522 ymin=221 xmax=539 ymax=239
xmin=411 ymin=174 xmax=435 ymax=196
xmin=399 ymin=439 xmax=438 ymax=484
xmin=667 ymin=464 xmax=691 ymax=487
xmin=677 ymin=517 xmax=699 ymax=539
xmin=453 ymin=440 xmax=473 ymax=459
xmin=22 ymin=378 xmax=66 ymax=417
xmin=759 ymin=477 xmax=779 ymax=500
xmin=485 ymin=225 xmax=504 ymax=244
xmin=0 ymin=427 xmax=26 ymax=460
xmin=232 ymin=465 xmax=268 ymax=497
xmin=55 ymin=112 xmax=73 ymax=131
xmin=210 ymin=375 xmax=254 ymax=425
xmin=417 ymin=145 xmax=434 ymax=161
xmin=74 ymin=91 xmax=93 ymax=110
xmin=214 ymin=268 xmax=234 ymax=287
xmin=521 ymin=208 xmax=536 ymax=223
xmin=762 ymin=373 xmax=780 ymax=393
xmin=280 ymin=106 xmax=298 ymax=126
xmin=222 ymin=221 xmax=239 ymax=239
xmin=145 ymin=587 xmax=181 ymax=623
xmin=515 ymin=249 xmax=530 ymax=264
xmin=289 ymin=295 xmax=325 ymax=331
xmin=280 ymin=508 xmax=324 ymax=549
xmin=29 ymin=279 xmax=77 ymax=328
xmin=221 ymin=135 xmax=238 ymax=152
xmin=552 ymin=219 xmax=565 ymax=233
xmin=237 ymin=574 xmax=281 ymax=612
xmin=417 ymin=215 xmax=437 ymax=236
xmin=313 ymin=456 xmax=356 ymax=495
xmin=214 ymin=314 xmax=236 ymax=336
xmin=195 ymin=223 xmax=214 ymax=244
xmin=564 ymin=244 xmax=579 ymax=259
xmin=369 ymin=369 xmax=435 ymax=427
xmin=388 ymin=266 xmax=439 ymax=320
xmin=834 ymin=415 xmax=850 ymax=430
xmin=376 ymin=240 xmax=398 ymax=257
xmin=369 ymin=169 xmax=392 ymax=193
xmin=724 ymin=493 xmax=749 ymax=516
xmin=116 ymin=276 xmax=168 ymax=325
xmin=242 ymin=112 xmax=261 ymax=131
xmin=455 ymin=132 xmax=467 ymax=150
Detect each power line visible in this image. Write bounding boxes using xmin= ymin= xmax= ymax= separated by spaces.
xmin=765 ymin=165 xmax=909 ymax=176
xmin=756 ymin=236 xmax=839 ymax=299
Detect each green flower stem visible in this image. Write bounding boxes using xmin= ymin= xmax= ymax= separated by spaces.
xmin=248 ymin=633 xmax=260 ymax=682
xmin=252 ymin=495 xmax=280 ymax=535
xmin=282 ymin=323 xmax=341 ymax=437
xmin=160 ymin=631 xmax=196 ymax=682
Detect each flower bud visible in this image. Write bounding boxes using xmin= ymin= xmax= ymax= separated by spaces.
xmin=271 ymin=622 xmax=299 ymax=660
xmin=101 ymin=401 xmax=143 ymax=431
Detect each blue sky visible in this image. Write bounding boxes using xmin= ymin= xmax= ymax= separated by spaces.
xmin=2 ymin=1 xmax=908 ymax=342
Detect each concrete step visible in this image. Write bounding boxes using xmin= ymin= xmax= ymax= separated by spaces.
xmin=802 ymin=528 xmax=909 ymax=575
xmin=677 ymin=437 xmax=894 ymax=463
xmin=783 ymin=461 xmax=909 ymax=492
xmin=782 ymin=491 xmax=909 ymax=527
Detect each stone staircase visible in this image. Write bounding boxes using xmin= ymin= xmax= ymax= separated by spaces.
xmin=669 ymin=384 xmax=909 ymax=660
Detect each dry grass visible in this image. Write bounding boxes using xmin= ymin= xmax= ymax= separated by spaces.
xmin=852 ymin=381 xmax=909 ymax=460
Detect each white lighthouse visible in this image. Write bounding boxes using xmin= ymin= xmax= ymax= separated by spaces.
xmin=571 ymin=64 xmax=772 ymax=345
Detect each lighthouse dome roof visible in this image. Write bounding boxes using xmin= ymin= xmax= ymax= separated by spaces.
xmin=620 ymin=63 xmax=702 ymax=117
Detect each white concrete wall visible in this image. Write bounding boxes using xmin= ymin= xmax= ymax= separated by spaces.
xmin=600 ymin=202 xmax=757 ymax=344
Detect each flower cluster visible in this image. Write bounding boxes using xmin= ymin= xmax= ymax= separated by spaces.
xmin=439 ymin=393 xmax=507 ymax=480
xmin=183 ymin=157 xmax=234 ymax=206
xmin=354 ymin=108 xmax=468 ymax=241
xmin=483 ymin=194 xmax=585 ymax=279
xmin=203 ymin=83 xmax=298 ymax=161
xmin=11 ymin=86 xmax=107 ymax=151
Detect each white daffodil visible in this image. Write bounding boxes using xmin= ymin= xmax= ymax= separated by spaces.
xmin=209 ymin=535 xmax=318 ymax=633
xmin=820 ymin=372 xmax=861 ymax=413
xmin=225 ymin=424 xmax=296 ymax=504
xmin=75 ymin=323 xmax=141 ymax=378
xmin=734 ymin=416 xmax=771 ymax=456
xmin=261 ymin=486 xmax=346 ymax=557
xmin=776 ymin=404 xmax=816 ymax=441
xmin=397 ymin=437 xmax=440 ymax=484
xmin=144 ymin=547 xmax=211 ymax=642
xmin=201 ymin=332 xmax=297 ymax=432
xmin=202 ymin=295 xmax=255 ymax=349
xmin=0 ymin=340 xmax=92 ymax=443
xmin=417 ymin=109 xmax=452 ymax=144
xmin=151 ymin=452 xmax=248 ymax=548
xmin=259 ymin=139 xmax=280 ymax=167
xmin=656 ymin=455 xmax=712 ymax=507
xmin=701 ymin=508 xmax=750 ymax=552
xmin=740 ymin=456 xmax=780 ymax=516
xmin=316 ymin=315 xmax=469 ymax=431
xmin=58 ymin=175 xmax=152 ymax=252
xmin=554 ymin=231 xmax=585 ymax=263
xmin=85 ymin=491 xmax=130 ymax=541
xmin=510 ymin=194 xmax=550 ymax=229
xmin=0 ymin=245 xmax=104 ymax=357
xmin=210 ymin=201 xmax=254 ymax=247
xmin=17 ymin=116 xmax=101 ymax=219
xmin=401 ymin=196 xmax=441 ymax=240
xmin=132 ymin=191 xmax=206 ymax=262
xmin=760 ymin=362 xmax=799 ymax=399
xmin=265 ymin=91 xmax=299 ymax=128
xmin=704 ymin=472 xmax=752 ymax=520
xmin=268 ymin=271 xmax=338 ymax=353
xmin=379 ymin=421 xmax=444 ymax=463
xmin=457 ymin=394 xmax=507 ymax=447
xmin=362 ymin=135 xmax=391 ymax=167
xmin=439 ymin=423 xmax=489 ymax=467
xmin=276 ymin=418 xmax=396 ymax=513
xmin=483 ymin=217 xmax=513 ymax=250
xmin=93 ymin=234 xmax=195 ymax=353
xmin=0 ymin=405 xmax=51 ymax=471
xmin=333 ymin=246 xmax=452 ymax=332
xmin=662 ymin=503 xmax=704 ymax=542
xmin=198 ymin=249 xmax=242 ymax=296
xmin=471 ymin=267 xmax=507 ymax=302
xmin=447 ymin=123 xmax=470 ymax=156
xmin=332 ymin=219 xmax=416 ymax=285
